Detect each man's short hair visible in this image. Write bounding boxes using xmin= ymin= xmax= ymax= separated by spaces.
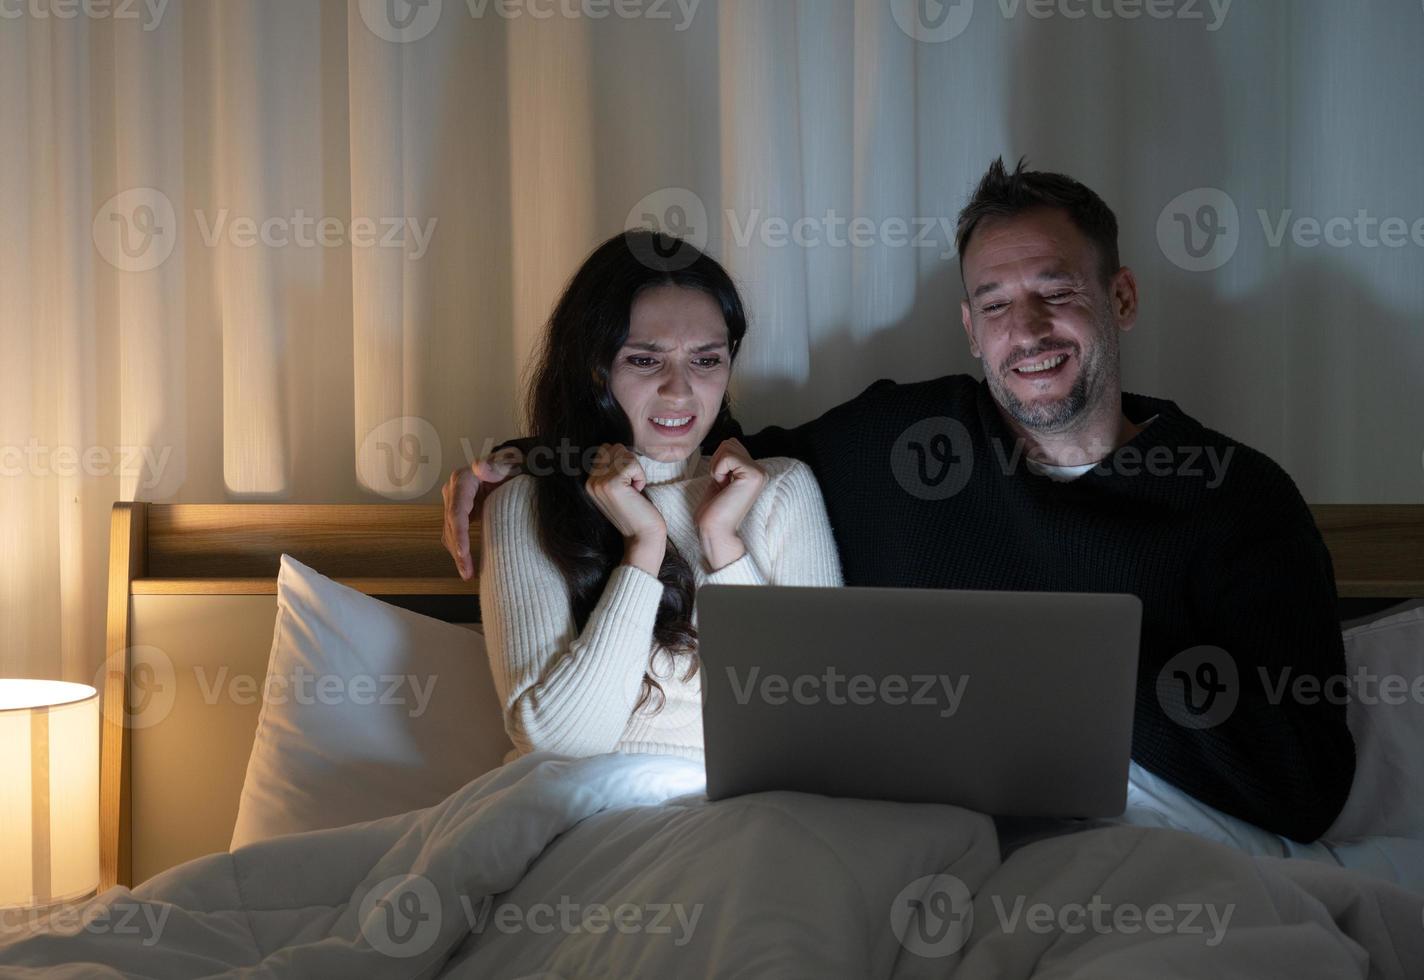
xmin=955 ymin=156 xmax=1121 ymax=284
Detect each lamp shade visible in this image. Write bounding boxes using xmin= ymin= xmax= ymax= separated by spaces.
xmin=0 ymin=679 xmax=100 ymax=910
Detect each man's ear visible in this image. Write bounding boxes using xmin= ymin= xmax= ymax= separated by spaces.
xmin=1110 ymin=266 xmax=1139 ymax=333
xmin=960 ymin=299 xmax=980 ymax=358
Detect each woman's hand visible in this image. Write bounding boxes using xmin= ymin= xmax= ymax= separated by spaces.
xmin=695 ymin=438 xmax=767 ymax=571
xmin=586 ymin=444 xmax=667 ymax=576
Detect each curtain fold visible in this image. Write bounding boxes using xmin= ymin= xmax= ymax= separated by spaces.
xmin=1 ymin=0 xmax=1420 ymax=682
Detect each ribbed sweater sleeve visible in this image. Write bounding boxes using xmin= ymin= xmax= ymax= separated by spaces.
xmin=769 ymin=460 xmax=845 ymax=586
xmin=700 ymin=461 xmax=844 ymax=588
xmin=479 ymin=476 xmax=665 ymax=757
xmin=1172 ymin=461 xmax=1356 ymax=841
xmin=735 ymin=379 xmax=892 ymax=470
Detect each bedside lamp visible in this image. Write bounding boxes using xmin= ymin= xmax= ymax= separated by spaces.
xmin=0 ymin=680 xmax=100 ymax=910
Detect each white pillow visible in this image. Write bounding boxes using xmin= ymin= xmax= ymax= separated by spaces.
xmin=1326 ymin=602 xmax=1424 ymax=842
xmin=230 ymin=554 xmax=512 ymax=848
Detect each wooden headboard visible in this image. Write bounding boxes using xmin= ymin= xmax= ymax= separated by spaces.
xmin=1308 ymin=505 xmax=1424 ymax=599
xmin=100 ymin=502 xmax=480 ymax=891
xmin=97 ymin=501 xmax=1424 ymax=890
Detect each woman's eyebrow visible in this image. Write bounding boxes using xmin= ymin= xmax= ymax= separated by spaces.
xmin=622 ymin=340 xmax=728 ymax=353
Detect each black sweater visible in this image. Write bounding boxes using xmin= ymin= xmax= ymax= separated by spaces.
xmin=725 ymin=374 xmax=1355 ymax=842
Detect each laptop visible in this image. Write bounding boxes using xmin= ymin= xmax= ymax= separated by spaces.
xmin=696 ymin=585 xmax=1143 ymax=818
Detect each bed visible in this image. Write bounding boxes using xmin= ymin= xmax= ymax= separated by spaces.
xmin=97 ymin=502 xmax=485 ymax=890
xmin=3 ymin=500 xmax=1421 ymax=978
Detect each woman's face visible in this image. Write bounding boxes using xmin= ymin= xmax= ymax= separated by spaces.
xmin=609 ymin=284 xmax=732 ymax=463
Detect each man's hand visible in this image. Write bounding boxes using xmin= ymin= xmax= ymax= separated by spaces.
xmin=585 ymin=444 xmax=668 ymax=577
xmin=695 ymin=438 xmax=767 ymax=571
xmin=442 ymin=446 xmax=524 ymax=580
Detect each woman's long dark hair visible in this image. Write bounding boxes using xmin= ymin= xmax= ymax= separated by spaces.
xmin=525 ymin=231 xmax=748 ymax=712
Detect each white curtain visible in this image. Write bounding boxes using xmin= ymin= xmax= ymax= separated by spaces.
xmin=3 ymin=0 xmax=1421 ymax=682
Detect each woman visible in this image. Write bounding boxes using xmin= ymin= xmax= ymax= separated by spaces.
xmin=480 ymin=230 xmax=843 ymax=760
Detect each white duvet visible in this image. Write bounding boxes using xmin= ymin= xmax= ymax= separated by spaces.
xmin=2 ymin=753 xmax=1421 ymax=979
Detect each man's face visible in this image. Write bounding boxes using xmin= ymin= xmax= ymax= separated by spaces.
xmin=959 ymin=207 xmax=1136 ymax=432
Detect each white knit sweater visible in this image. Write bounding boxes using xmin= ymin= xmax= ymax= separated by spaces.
xmin=479 ymin=450 xmax=843 ymax=761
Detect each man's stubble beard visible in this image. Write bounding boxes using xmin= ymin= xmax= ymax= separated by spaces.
xmin=986 ymin=305 xmax=1118 ymax=434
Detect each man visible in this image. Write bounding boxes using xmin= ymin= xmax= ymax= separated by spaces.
xmin=444 ymin=158 xmax=1355 ymax=842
